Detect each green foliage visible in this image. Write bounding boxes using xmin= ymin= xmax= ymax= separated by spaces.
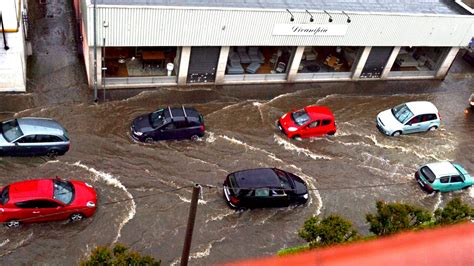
xmin=434 ymin=197 xmax=474 ymax=225
xmin=366 ymin=201 xmax=432 ymax=236
xmin=80 ymin=243 xmax=161 ymax=266
xmin=277 ymin=245 xmax=309 ymax=256
xmin=298 ymin=215 xmax=360 ymax=248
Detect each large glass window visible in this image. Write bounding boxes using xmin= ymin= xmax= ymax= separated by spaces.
xmin=104 ymin=47 xmax=178 ymax=78
xmin=226 ymin=46 xmax=294 ymax=75
xmin=298 ymin=46 xmax=362 ymax=74
xmin=390 ymin=47 xmax=449 ymax=72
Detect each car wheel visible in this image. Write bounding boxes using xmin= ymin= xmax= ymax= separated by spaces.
xmin=46 ymin=149 xmax=59 ymax=158
xmin=327 ymin=131 xmax=336 ymax=136
xmin=292 ymin=135 xmax=302 ymax=141
xmin=190 ymin=135 xmax=199 ymax=141
xmin=428 ymin=126 xmax=438 ymax=132
xmin=5 ymin=220 xmax=21 ymax=228
xmin=144 ymin=137 xmax=154 ymax=144
xmin=391 ymin=131 xmax=401 ymax=137
xmin=70 ymin=213 xmax=84 ymax=222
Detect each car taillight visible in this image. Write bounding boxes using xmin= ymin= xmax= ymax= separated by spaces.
xmin=200 ymin=125 xmax=205 ymax=131
xmin=230 ymin=196 xmax=240 ymax=204
xmin=438 ymin=112 xmax=441 ymax=121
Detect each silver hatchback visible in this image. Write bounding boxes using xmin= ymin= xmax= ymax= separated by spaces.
xmin=0 ymin=118 xmax=70 ymax=157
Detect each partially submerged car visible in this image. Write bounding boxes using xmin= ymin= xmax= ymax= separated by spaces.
xmin=278 ymin=106 xmax=336 ymax=140
xmin=0 ymin=177 xmax=97 ymax=228
xmin=131 ymin=106 xmax=205 ymax=142
xmin=415 ymin=161 xmax=473 ymax=192
xmin=0 ymin=117 xmax=70 ymax=157
xmin=223 ymin=168 xmax=309 ymax=209
xmin=376 ymin=101 xmax=440 ymax=136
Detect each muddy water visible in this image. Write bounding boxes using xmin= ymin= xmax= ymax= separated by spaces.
xmin=0 ymin=79 xmax=473 ymax=265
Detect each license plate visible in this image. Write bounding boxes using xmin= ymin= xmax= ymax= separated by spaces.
xmin=417 ymin=179 xmax=424 ymax=187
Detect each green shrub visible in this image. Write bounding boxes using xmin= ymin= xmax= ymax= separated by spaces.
xmin=298 ymin=215 xmax=360 ymax=248
xmin=80 ymin=243 xmax=161 ymax=266
xmin=434 ymin=197 xmax=474 ymax=225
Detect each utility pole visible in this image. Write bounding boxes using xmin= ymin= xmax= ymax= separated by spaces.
xmin=93 ymin=0 xmax=98 ymax=102
xmin=180 ymin=184 xmax=201 ymax=266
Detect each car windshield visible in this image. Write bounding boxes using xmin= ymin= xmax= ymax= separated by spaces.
xmin=420 ymin=166 xmax=436 ymax=183
xmin=1 ymin=119 xmax=24 ymax=142
xmin=391 ymin=104 xmax=414 ymax=124
xmin=150 ymin=109 xmax=166 ymax=128
xmin=291 ymin=109 xmax=310 ymax=126
xmin=53 ymin=179 xmax=74 ymax=205
xmin=0 ymin=186 xmax=9 ymax=205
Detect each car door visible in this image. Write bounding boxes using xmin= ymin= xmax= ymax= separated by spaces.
xmin=301 ymin=120 xmax=321 ymax=137
xmin=14 ymin=135 xmax=38 ymax=156
xmin=173 ymin=120 xmax=190 ymax=139
xmin=320 ymin=119 xmax=333 ymax=134
xmin=420 ymin=114 xmax=438 ymax=131
xmin=403 ymin=115 xmax=423 ymax=134
xmin=449 ymin=175 xmax=466 ymax=191
xmin=156 ymin=122 xmax=177 ymax=140
xmin=14 ymin=200 xmax=63 ymax=222
xmin=37 ymin=135 xmax=66 ymax=154
xmin=438 ymin=176 xmax=450 ymax=192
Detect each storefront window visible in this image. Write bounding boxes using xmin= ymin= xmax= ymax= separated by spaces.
xmin=104 ymin=47 xmax=178 ymax=77
xmin=298 ymin=46 xmax=361 ymax=73
xmin=226 ymin=46 xmax=294 ymax=75
xmin=390 ymin=47 xmax=448 ymax=72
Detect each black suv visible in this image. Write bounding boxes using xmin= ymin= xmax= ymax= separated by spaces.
xmin=223 ymin=168 xmax=309 ymax=209
xmin=131 ymin=106 xmax=205 ymax=142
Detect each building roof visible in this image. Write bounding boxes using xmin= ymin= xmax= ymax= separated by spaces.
xmin=93 ymin=0 xmax=471 ymax=16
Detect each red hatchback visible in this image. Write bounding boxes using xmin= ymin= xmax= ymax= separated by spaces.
xmin=0 ymin=177 xmax=97 ymax=228
xmin=278 ymin=106 xmax=336 ymax=140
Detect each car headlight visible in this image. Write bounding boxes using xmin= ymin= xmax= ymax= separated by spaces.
xmin=85 ymin=182 xmax=93 ymax=188
xmin=288 ymin=127 xmax=298 ymax=132
xmin=134 ymin=131 xmax=143 ymax=136
xmin=302 ymin=193 xmax=308 ymax=199
xmin=470 ymin=100 xmax=474 ymax=106
xmin=86 ymin=201 xmax=96 ymax=208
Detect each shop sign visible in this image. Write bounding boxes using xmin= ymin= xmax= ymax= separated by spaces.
xmin=272 ymin=24 xmax=348 ymax=36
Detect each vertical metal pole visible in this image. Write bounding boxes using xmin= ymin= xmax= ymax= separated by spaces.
xmin=93 ymin=0 xmax=98 ymax=102
xmin=102 ymin=38 xmax=106 ymax=101
xmin=181 ymin=184 xmax=201 ymax=266
xmin=0 ymin=12 xmax=10 ymax=50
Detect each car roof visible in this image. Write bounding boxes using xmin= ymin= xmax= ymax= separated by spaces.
xmin=7 ymin=179 xmax=54 ymax=203
xmin=232 ymin=168 xmax=282 ymax=188
xmin=17 ymin=118 xmax=66 ymax=136
xmin=425 ymin=161 xmax=459 ymax=178
xmin=405 ymin=101 xmax=438 ymax=115
xmin=163 ymin=107 xmax=202 ymax=121
xmin=304 ymin=106 xmax=334 ymax=119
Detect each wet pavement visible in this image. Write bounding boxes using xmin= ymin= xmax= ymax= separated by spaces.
xmin=0 ymin=1 xmax=473 ymax=265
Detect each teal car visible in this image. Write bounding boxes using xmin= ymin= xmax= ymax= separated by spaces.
xmin=415 ymin=161 xmax=473 ymax=192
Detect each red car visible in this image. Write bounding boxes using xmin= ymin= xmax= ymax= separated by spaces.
xmin=278 ymin=106 xmax=336 ymax=140
xmin=0 ymin=177 xmax=97 ymax=228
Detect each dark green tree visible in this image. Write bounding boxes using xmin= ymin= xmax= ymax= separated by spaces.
xmin=298 ymin=215 xmax=360 ymax=248
xmin=366 ymin=201 xmax=432 ymax=236
xmin=434 ymin=197 xmax=474 ymax=225
xmin=80 ymin=243 xmax=161 ymax=266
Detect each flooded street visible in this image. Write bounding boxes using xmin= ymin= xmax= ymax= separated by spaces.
xmin=0 ymin=76 xmax=473 ymax=265
xmin=0 ymin=0 xmax=472 ymax=264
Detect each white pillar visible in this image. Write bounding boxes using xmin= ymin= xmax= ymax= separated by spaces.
xmin=435 ymin=47 xmax=460 ymax=79
xmin=352 ymin=46 xmax=372 ymax=80
xmin=287 ymin=46 xmax=305 ymax=82
xmin=97 ymin=47 xmax=103 ymax=88
xmin=381 ymin=46 xmax=401 ymax=79
xmin=215 ymin=46 xmax=230 ymax=84
xmin=178 ymin=46 xmax=192 ymax=85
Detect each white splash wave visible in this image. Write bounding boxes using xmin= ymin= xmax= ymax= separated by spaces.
xmin=0 ymin=233 xmax=34 ymax=257
xmin=177 ymin=194 xmax=208 ymax=205
xmin=273 ymin=134 xmax=332 ymax=160
xmin=252 ymin=101 xmax=264 ymax=122
xmin=220 ymin=135 xmax=284 ymax=163
xmin=71 ymin=161 xmax=136 ymax=243
xmin=469 ymin=186 xmax=474 ymax=198
xmin=205 ymin=210 xmax=235 ymax=223
xmin=189 ymin=237 xmax=226 ymax=260
xmin=264 ymin=91 xmax=300 ymax=105
xmin=314 ymin=94 xmax=338 ymax=104
xmin=433 ymin=192 xmax=442 ymax=212
xmin=0 ymin=239 xmax=10 ymax=247
xmin=367 ymin=134 xmax=410 ymax=153
xmin=205 ymin=131 xmax=216 ymax=143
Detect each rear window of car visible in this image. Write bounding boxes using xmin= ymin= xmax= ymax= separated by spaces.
xmin=1 ymin=119 xmax=24 ymax=142
xmin=420 ymin=166 xmax=436 ymax=183
xmin=0 ymin=186 xmax=9 ymax=205
xmin=227 ymin=174 xmax=240 ymax=195
xmin=322 ymin=119 xmax=332 ymax=126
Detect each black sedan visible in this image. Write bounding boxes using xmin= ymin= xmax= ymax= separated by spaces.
xmin=223 ymin=168 xmax=309 ymax=209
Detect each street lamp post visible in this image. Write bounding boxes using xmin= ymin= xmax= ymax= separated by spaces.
xmin=93 ymin=0 xmax=98 ymax=102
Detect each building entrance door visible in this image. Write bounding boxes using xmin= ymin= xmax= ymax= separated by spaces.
xmin=187 ymin=47 xmax=220 ymax=83
xmin=360 ymin=47 xmax=394 ymax=79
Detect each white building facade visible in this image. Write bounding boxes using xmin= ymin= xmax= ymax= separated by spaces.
xmin=0 ymin=0 xmax=29 ymax=92
xmin=75 ymin=0 xmax=474 ymax=89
